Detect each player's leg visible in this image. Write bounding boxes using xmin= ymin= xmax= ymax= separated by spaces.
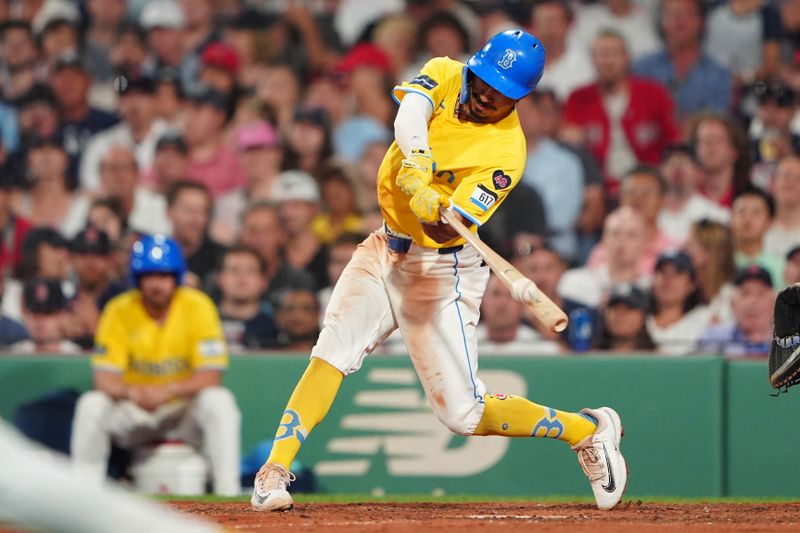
xmin=252 ymin=233 xmax=398 ymax=511
xmin=70 ymin=390 xmax=116 ymax=480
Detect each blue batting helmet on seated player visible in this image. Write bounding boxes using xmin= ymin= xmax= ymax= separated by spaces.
xmin=129 ymin=234 xmax=187 ymax=286
xmin=465 ymin=29 xmax=546 ymax=101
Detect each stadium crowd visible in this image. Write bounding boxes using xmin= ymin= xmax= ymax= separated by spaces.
xmin=0 ymin=0 xmax=796 ymax=358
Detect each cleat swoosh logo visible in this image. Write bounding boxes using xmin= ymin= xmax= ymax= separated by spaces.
xmin=601 ymin=443 xmax=616 ymax=493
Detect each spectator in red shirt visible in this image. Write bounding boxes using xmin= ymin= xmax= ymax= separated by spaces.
xmin=0 ymin=173 xmax=31 ymax=277
xmin=561 ymin=29 xmax=679 ymax=197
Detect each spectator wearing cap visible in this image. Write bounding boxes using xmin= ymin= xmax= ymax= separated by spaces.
xmin=80 ymin=73 xmax=170 ymax=191
xmin=239 ymin=202 xmax=315 ymax=309
xmin=478 ymin=273 xmax=562 ymax=356
xmin=657 ymin=144 xmax=730 ymax=244
xmin=211 ymin=121 xmax=282 ymax=244
xmin=166 ymin=180 xmax=225 ymax=291
xmin=199 ymin=41 xmax=239 ymax=102
xmin=633 ymin=0 xmax=732 ymax=122
xmin=10 ymin=277 xmax=81 ymax=354
xmin=12 ymin=132 xmax=91 ymax=238
xmin=48 ymin=52 xmax=119 ymax=182
xmin=97 ymin=144 xmax=171 ymax=235
xmin=784 ymin=245 xmax=800 ymax=285
xmin=139 ymin=0 xmax=187 ymax=74
xmin=0 ymin=20 xmax=40 ymax=101
xmin=65 ymin=226 xmax=126 ymax=349
xmin=333 ymin=42 xmax=394 ymax=127
xmin=141 ymin=131 xmax=189 ymax=194
xmin=183 ymin=87 xmax=246 ymax=197
xmin=749 ymin=82 xmax=800 ymax=190
xmin=310 ymin=163 xmax=365 ymax=246
xmin=593 ymin=283 xmax=656 ymax=352
xmin=274 ymin=170 xmax=327 ymax=289
xmin=731 ymin=188 xmax=785 ymax=288
xmin=33 ymin=0 xmax=81 ymax=65
xmin=646 ymin=250 xmax=710 ymax=355
xmin=216 ymin=244 xmax=279 ymax=350
xmin=697 ymin=265 xmax=776 ymax=357
xmin=764 ymin=155 xmax=800 ymax=261
xmin=284 ymin=106 xmax=334 ymax=179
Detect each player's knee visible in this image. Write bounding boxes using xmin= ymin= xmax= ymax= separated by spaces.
xmin=193 ymin=387 xmax=240 ymax=421
xmin=433 ymin=402 xmax=483 ymax=436
xmin=75 ymin=390 xmax=114 ymax=420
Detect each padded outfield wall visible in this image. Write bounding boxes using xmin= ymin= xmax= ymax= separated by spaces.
xmin=0 ymin=355 xmax=796 ymax=498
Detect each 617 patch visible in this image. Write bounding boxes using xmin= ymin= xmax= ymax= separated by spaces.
xmin=470 ymin=184 xmax=498 ymax=212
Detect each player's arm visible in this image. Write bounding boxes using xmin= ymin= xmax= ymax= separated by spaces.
xmin=91 ymin=301 xmax=131 ymax=401
xmin=394 ymin=93 xmax=435 ymax=196
xmin=164 ymin=369 xmax=223 ymax=400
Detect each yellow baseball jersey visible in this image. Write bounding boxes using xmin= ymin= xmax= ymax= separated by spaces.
xmin=92 ymin=287 xmax=228 ymax=385
xmin=378 ymin=56 xmax=526 ymax=248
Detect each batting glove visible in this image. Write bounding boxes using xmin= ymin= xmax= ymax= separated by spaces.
xmin=409 ymin=186 xmax=450 ymax=224
xmin=396 ymin=148 xmax=432 ymax=196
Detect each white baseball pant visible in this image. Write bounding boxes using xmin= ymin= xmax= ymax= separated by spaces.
xmin=312 ymin=230 xmax=490 ymax=435
xmin=0 ymin=419 xmax=221 ymax=533
xmin=71 ymin=386 xmax=241 ymax=496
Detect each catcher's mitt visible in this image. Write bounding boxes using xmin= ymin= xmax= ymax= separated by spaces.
xmin=769 ymin=284 xmax=800 ymax=389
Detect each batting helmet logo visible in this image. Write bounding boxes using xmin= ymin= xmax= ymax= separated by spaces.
xmin=497 ymin=49 xmax=517 ymax=70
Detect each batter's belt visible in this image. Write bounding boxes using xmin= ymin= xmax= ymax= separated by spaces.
xmin=383 ymin=222 xmax=463 ymax=255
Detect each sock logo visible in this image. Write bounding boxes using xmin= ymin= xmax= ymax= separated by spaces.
xmin=275 ymin=409 xmax=306 ymax=443
xmin=531 ymin=408 xmax=564 ymax=439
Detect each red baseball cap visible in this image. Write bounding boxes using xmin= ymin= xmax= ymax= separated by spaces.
xmin=334 ymin=43 xmax=392 ymax=74
xmin=201 ymin=42 xmax=240 ymax=75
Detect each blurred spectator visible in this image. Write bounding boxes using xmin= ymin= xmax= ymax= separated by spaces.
xmin=588 ymin=166 xmax=678 ymax=273
xmin=97 ymin=144 xmax=171 ymax=235
xmin=10 ymin=278 xmax=80 ymax=354
xmin=780 ymin=0 xmax=800 ymax=64
xmin=633 ymin=0 xmax=732 ymax=121
xmin=141 ymin=131 xmax=189 ymax=194
xmin=684 ymin=219 xmax=736 ymax=325
xmin=274 ymin=288 xmax=321 ymax=352
xmin=71 ymin=234 xmax=241 ymax=496
xmin=64 ymin=226 xmax=126 ymax=349
xmin=478 ymin=274 xmax=561 ymax=356
xmin=731 ymin=187 xmax=785 ymax=287
xmin=12 ymin=132 xmax=90 ymax=238
xmin=0 ymin=173 xmax=32 ymax=277
xmin=401 ymin=10 xmax=470 ymax=85
xmin=689 ymin=112 xmax=752 ymax=207
xmin=311 ymin=163 xmax=365 ymax=245
xmin=558 ymin=207 xmax=651 ymax=308
xmin=480 ymin=184 xmax=548 ymax=261
xmin=0 ymin=20 xmax=40 ymax=101
xmin=199 ymin=41 xmax=240 ymax=102
xmin=239 ymin=202 xmax=315 ymax=308
xmin=212 ymin=121 xmax=282 ymax=244
xmin=273 ymin=170 xmax=327 ymax=289
xmin=49 ymin=52 xmax=119 ymax=180
xmin=697 ymin=265 xmax=776 ymax=357
xmin=36 ymin=14 xmax=81 ymax=67
xmin=317 ymin=233 xmax=363 ymax=321
xmin=658 ymin=144 xmax=730 ymax=243
xmin=531 ymin=0 xmax=594 ymax=101
xmin=222 ymin=9 xmax=273 ymax=92
xmin=332 ymin=42 xmax=394 ymax=126
xmin=516 ymin=92 xmax=584 ymax=262
xmin=569 ymin=0 xmax=660 ymax=61
xmin=216 ymin=244 xmax=279 ymax=350
xmin=514 ymin=242 xmax=598 ymax=350
xmin=183 ymin=87 xmax=246 ymax=197
xmin=593 ymin=283 xmax=656 ymax=352
xmin=646 ymin=250 xmax=710 ymax=355
xmin=83 ymin=0 xmax=126 ymax=83
xmin=16 ymin=227 xmax=71 ymax=285
xmin=765 ymin=155 xmax=800 ymax=260
xmin=87 ymin=197 xmax=127 ymax=244
xmin=139 ymin=0 xmax=188 ymax=83
xmin=0 ymin=275 xmax=28 ymax=348
xmin=166 ymin=181 xmax=225 ymax=290
xmin=14 ymin=84 xmax=59 ymax=146
xmin=372 ymin=14 xmax=417 ymax=82
xmin=153 ymin=68 xmax=185 ymax=125
xmin=704 ymin=0 xmax=781 ymax=84
xmin=561 ymin=30 xmax=679 ymax=195
xmin=80 ymin=75 xmax=169 ymax=191
xmin=332 ymin=115 xmax=390 ymax=165
xmin=284 ymin=107 xmax=334 ymax=179
xmin=109 ymin=22 xmax=149 ymax=79
xmin=784 ymin=245 xmax=800 ymax=285
xmin=749 ymin=81 xmax=799 ymax=189
xmin=255 ymin=65 xmax=301 ymax=132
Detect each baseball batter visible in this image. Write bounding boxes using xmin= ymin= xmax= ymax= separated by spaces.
xmin=251 ymin=30 xmax=627 ymax=511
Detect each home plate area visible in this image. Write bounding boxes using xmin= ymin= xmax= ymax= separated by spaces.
xmin=169 ymin=501 xmax=800 ymax=532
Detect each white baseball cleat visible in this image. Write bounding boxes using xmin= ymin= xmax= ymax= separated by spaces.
xmin=571 ymin=406 xmax=627 ymax=510
xmin=250 ymin=462 xmax=295 ymax=512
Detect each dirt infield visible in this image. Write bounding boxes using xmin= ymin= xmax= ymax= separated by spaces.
xmin=170 ymin=501 xmax=800 ymax=532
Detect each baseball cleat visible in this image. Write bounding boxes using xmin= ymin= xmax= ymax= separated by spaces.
xmin=250 ymin=462 xmax=295 ymax=512
xmin=571 ymin=406 xmax=627 ymax=510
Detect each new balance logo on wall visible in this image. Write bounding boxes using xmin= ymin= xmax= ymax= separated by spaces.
xmin=314 ymin=368 xmax=526 ymax=477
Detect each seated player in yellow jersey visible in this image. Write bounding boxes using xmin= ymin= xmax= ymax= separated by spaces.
xmin=252 ymin=30 xmax=628 ymax=512
xmin=70 ymin=234 xmax=241 ymax=496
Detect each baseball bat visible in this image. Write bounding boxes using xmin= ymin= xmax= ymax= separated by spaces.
xmin=440 ymin=208 xmax=568 ymax=333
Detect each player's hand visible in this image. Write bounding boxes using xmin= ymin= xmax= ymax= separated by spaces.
xmin=409 ymin=186 xmax=450 ymax=224
xmin=396 ymin=148 xmax=432 ymax=196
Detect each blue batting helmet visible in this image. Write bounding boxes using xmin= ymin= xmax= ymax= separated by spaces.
xmin=466 ymin=29 xmax=546 ymax=100
xmin=129 ymin=234 xmax=187 ymax=285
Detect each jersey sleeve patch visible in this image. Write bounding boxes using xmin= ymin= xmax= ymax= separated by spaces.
xmin=410 ymin=74 xmax=438 ymax=90
xmin=469 ymin=184 xmax=498 ymax=212
xmin=198 ymin=339 xmax=225 ymax=358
